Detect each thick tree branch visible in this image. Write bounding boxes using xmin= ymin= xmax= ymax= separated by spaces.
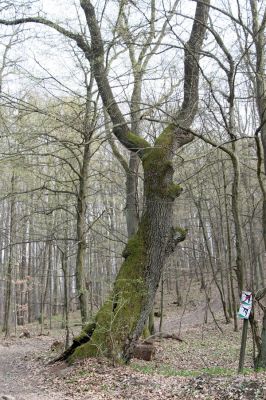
xmin=179 ymin=0 xmax=210 ymax=125
xmin=0 ymin=16 xmax=87 ymax=47
xmin=255 ymin=288 xmax=266 ymax=302
xmin=0 ymin=10 xmax=150 ymax=157
xmin=80 ymin=0 xmax=150 ymax=156
xmin=154 ymin=0 xmax=210 ymax=148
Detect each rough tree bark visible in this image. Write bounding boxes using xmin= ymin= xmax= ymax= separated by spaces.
xmin=0 ymin=0 xmax=210 ymax=362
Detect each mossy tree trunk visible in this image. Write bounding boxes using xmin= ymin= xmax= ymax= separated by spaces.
xmin=65 ymin=127 xmax=189 ymax=363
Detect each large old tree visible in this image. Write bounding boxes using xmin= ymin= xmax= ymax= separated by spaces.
xmin=0 ymin=0 xmax=210 ymax=363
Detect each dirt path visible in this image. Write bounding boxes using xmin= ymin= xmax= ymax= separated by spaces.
xmin=0 ymin=292 xmax=227 ymax=400
xmin=0 ymin=336 xmax=70 ymax=400
xmin=0 ymin=288 xmax=264 ymax=400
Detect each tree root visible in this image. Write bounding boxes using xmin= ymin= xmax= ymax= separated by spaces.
xmin=49 ymin=321 xmax=96 ymax=364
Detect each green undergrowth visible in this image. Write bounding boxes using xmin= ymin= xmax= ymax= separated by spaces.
xmin=65 ymin=363 xmax=266 ymax=387
xmin=131 ymin=363 xmax=257 ymax=377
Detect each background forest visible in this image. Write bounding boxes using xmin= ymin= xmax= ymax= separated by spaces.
xmin=0 ymin=0 xmax=265 ymax=371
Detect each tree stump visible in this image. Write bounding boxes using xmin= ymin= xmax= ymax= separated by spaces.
xmin=133 ymin=343 xmax=155 ymax=361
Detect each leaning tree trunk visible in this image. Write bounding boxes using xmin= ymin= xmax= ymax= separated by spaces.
xmin=62 ymin=128 xmax=186 ymax=363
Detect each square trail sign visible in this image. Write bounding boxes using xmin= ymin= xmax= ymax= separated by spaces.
xmin=238 ymin=291 xmax=252 ymax=319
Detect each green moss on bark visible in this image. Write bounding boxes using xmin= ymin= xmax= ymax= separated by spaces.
xmin=174 ymin=226 xmax=187 ymax=239
xmin=166 ymin=184 xmax=183 ymax=199
xmin=68 ymin=231 xmax=148 ymax=364
xmin=154 ymin=124 xmax=175 ymax=147
xmin=143 ymin=124 xmax=175 ymax=163
xmin=67 ymin=124 xmax=180 ymax=364
xmin=73 ymin=321 xmax=96 ymax=343
xmin=68 ymin=301 xmax=113 ymax=362
xmin=125 ymin=132 xmax=150 ymax=150
xmin=142 ymin=125 xmax=177 ymax=198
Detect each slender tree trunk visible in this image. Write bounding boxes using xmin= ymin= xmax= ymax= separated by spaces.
xmin=231 ymin=153 xmax=245 ymax=293
xmin=223 ymin=166 xmax=238 ymax=330
xmin=48 ymin=243 xmax=53 ymax=330
xmin=27 ymin=205 xmax=34 ymax=323
xmin=159 ymin=274 xmax=164 ymax=335
xmin=3 ymin=173 xmax=16 ymax=336
xmin=61 ymin=242 xmax=70 ymax=349
xmin=19 ymin=222 xmax=27 ymax=326
xmin=39 ymin=244 xmax=49 ymax=326
xmin=195 ymin=198 xmax=230 ymax=324
xmin=254 ymin=289 xmax=266 ymax=369
xmin=53 ymin=249 xmax=59 ymax=316
xmin=175 ymin=264 xmax=183 ymax=306
xmin=76 ymin=143 xmax=90 ymax=325
xmin=256 ymin=309 xmax=266 ymax=369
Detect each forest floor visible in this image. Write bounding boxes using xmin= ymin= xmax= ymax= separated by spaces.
xmin=1 ymin=284 xmax=266 ymax=399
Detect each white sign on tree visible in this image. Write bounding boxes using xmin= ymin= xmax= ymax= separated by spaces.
xmin=238 ymin=291 xmax=252 ymax=319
